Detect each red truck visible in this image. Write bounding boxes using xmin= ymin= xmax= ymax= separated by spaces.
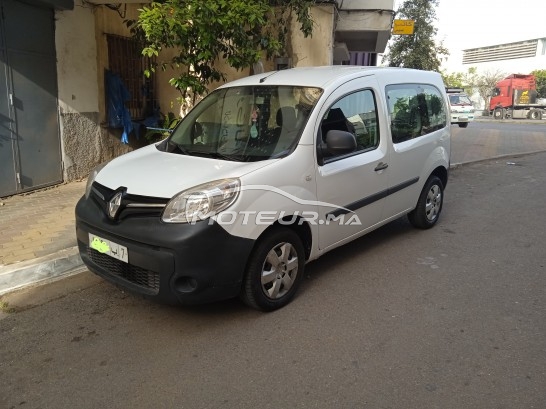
xmin=490 ymin=74 xmax=546 ymax=120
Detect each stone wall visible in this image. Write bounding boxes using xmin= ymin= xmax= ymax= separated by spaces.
xmin=60 ymin=112 xmax=133 ymax=181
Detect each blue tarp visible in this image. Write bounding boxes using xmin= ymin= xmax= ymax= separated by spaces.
xmin=105 ymin=70 xmax=133 ymax=144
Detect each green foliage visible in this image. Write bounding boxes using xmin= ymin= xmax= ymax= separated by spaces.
xmin=144 ymin=112 xmax=180 ymax=143
xmin=128 ymin=0 xmax=315 ymax=109
xmin=531 ymin=69 xmax=546 ymax=97
xmin=441 ymin=71 xmax=465 ymax=88
xmin=383 ymin=0 xmax=448 ymax=71
xmin=441 ymin=69 xmax=474 ymax=95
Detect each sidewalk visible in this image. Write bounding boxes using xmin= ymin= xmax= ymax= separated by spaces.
xmin=1 ymin=118 xmax=546 ymax=296
xmin=0 ymin=181 xmax=87 ymax=295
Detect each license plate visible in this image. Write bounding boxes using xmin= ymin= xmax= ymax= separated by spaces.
xmin=89 ymin=233 xmax=128 ymax=263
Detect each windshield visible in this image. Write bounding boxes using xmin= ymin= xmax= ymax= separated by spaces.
xmin=449 ymin=94 xmax=472 ymax=106
xmin=163 ymin=85 xmax=323 ymax=162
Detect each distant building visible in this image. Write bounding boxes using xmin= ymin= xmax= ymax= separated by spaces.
xmin=459 ymin=38 xmax=546 ymax=110
xmin=462 ymin=38 xmax=546 ymax=73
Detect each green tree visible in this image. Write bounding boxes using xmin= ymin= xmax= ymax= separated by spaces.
xmin=465 ymin=67 xmax=505 ymax=113
xmin=382 ymin=0 xmax=448 ymax=71
xmin=531 ymin=69 xmax=546 ymax=97
xmin=130 ymin=0 xmax=315 ymax=110
xmin=442 ymin=68 xmax=477 ymax=95
xmin=441 ymin=71 xmax=465 ymax=88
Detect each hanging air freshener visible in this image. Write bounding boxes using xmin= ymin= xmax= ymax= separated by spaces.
xmin=250 ymin=106 xmax=259 ymax=138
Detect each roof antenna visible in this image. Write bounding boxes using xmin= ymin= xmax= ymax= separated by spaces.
xmin=259 ymin=71 xmax=279 ymax=84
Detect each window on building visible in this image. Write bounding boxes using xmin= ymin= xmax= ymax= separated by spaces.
xmin=106 ymin=34 xmax=156 ymax=121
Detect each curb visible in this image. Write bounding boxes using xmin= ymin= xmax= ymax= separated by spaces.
xmin=474 ymin=117 xmax=546 ymax=124
xmin=449 ymin=149 xmax=546 ymax=169
xmin=0 ymin=247 xmax=86 ymax=296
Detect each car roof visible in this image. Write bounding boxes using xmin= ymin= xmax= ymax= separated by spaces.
xmin=218 ymin=66 xmax=444 ymax=90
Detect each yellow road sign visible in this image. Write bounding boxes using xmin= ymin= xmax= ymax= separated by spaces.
xmin=392 ymin=19 xmax=415 ymax=35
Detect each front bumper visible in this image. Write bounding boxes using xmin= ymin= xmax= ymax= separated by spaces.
xmin=75 ymin=195 xmax=255 ymax=305
xmin=451 ymin=114 xmax=474 ymax=123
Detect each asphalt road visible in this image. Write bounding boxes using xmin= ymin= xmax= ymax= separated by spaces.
xmin=451 ymin=119 xmax=546 ymax=165
xmin=1 ymin=150 xmax=546 ymax=408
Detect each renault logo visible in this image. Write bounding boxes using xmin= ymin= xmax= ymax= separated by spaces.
xmin=108 ymin=192 xmax=123 ymax=220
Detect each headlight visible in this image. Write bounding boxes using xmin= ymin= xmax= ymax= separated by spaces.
xmin=85 ymin=162 xmax=108 ymax=199
xmin=162 ymin=179 xmax=240 ymax=223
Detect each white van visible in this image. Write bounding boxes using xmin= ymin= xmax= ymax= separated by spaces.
xmin=76 ymin=66 xmax=451 ymax=311
xmin=446 ymin=87 xmax=475 ymax=128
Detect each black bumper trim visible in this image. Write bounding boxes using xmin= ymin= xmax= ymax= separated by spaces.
xmin=76 ymin=195 xmax=255 ymax=305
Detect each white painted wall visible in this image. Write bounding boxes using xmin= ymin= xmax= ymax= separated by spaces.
xmin=55 ymin=0 xmax=99 ymax=114
xmin=54 ymin=1 xmax=133 ymax=182
xmin=290 ymin=5 xmax=336 ymax=66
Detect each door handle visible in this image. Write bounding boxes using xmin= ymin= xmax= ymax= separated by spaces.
xmin=374 ymin=162 xmax=388 ymax=172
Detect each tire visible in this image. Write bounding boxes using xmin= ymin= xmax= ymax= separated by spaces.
xmin=529 ymin=109 xmax=542 ymax=120
xmin=241 ymin=228 xmax=305 ymax=311
xmin=408 ymin=176 xmax=444 ymax=229
xmin=493 ymin=108 xmax=504 ymax=120
xmin=458 ymin=122 xmax=469 ymax=128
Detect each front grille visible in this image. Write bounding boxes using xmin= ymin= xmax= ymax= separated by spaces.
xmin=87 ymin=247 xmax=160 ymax=294
xmin=91 ymin=182 xmax=168 ymax=220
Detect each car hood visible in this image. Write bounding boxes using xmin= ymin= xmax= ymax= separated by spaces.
xmin=95 ymin=144 xmax=277 ymax=199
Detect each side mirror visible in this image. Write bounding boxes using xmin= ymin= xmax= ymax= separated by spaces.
xmin=324 ymin=130 xmax=356 ymax=156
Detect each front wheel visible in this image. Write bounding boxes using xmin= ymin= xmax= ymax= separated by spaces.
xmin=241 ymin=228 xmax=305 ymax=311
xmin=493 ymin=108 xmax=504 ymax=120
xmin=408 ymin=176 xmax=444 ymax=229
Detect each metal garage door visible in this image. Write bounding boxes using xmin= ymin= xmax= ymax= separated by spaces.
xmin=0 ymin=0 xmax=62 ymax=197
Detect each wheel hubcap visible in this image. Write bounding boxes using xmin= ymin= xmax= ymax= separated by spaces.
xmin=261 ymin=242 xmax=299 ymax=300
xmin=425 ymin=185 xmax=442 ymax=222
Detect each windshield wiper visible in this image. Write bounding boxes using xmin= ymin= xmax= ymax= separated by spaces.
xmin=158 ymin=139 xmax=191 ymax=155
xmin=208 ymin=152 xmax=244 ymax=162
xmin=172 ymin=142 xmax=191 ymax=155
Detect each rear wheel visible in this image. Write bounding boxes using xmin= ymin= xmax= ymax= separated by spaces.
xmin=529 ymin=109 xmax=542 ymax=120
xmin=408 ymin=176 xmax=444 ymax=229
xmin=241 ymin=228 xmax=305 ymax=311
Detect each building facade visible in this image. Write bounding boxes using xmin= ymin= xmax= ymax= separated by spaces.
xmin=463 ymin=38 xmax=546 ymax=73
xmin=0 ymin=0 xmax=394 ymax=197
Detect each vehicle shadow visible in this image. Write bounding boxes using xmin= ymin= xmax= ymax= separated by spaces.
xmin=166 ymin=216 xmax=419 ymax=318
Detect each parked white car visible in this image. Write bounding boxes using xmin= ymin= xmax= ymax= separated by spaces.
xmin=76 ymin=66 xmax=451 ymax=311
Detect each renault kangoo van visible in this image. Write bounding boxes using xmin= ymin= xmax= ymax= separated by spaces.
xmin=76 ymin=66 xmax=451 ymax=311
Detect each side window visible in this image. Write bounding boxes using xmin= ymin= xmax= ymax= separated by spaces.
xmin=387 ymin=84 xmax=446 ymax=143
xmin=320 ymin=89 xmax=379 ymax=157
xmin=423 ymin=85 xmax=447 ymax=131
xmin=387 ymin=85 xmax=422 ymax=143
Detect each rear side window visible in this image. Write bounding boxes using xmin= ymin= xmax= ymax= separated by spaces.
xmin=386 ymin=84 xmax=447 ymax=143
